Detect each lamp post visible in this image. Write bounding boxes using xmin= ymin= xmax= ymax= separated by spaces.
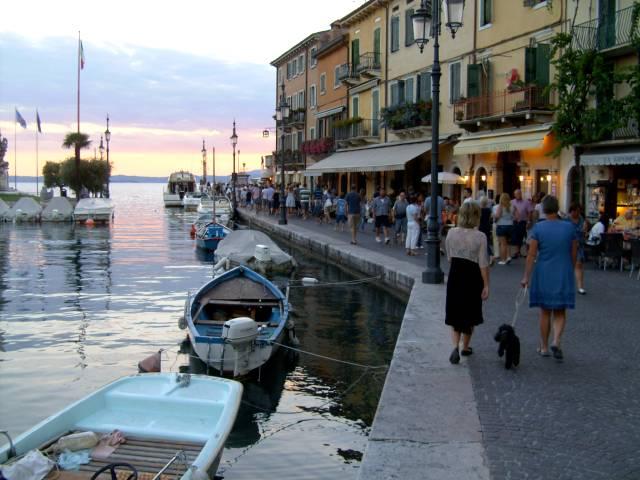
xmin=104 ymin=115 xmax=111 ymax=198
xmin=275 ymin=82 xmax=290 ymax=225
xmin=230 ymin=121 xmax=238 ymax=221
xmin=99 ymin=136 xmax=104 ymax=161
xmin=412 ymin=0 xmax=465 ymax=284
xmin=201 ymin=139 xmax=207 ymax=190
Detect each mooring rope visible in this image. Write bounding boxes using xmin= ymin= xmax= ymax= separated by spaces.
xmin=269 ymin=340 xmax=389 ymax=370
xmin=286 ymin=274 xmax=382 ymax=288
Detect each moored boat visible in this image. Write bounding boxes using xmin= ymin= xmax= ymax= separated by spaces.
xmin=196 ymin=222 xmax=232 ymax=251
xmin=41 ymin=197 xmax=74 ymax=222
xmin=74 ymin=198 xmax=114 ymax=223
xmin=215 ymin=230 xmax=296 ymax=275
xmin=0 ymin=373 xmax=243 ymax=479
xmin=182 ymin=265 xmax=291 ymax=376
xmin=4 ymin=197 xmax=42 ymax=222
xmin=182 ymin=190 xmax=203 ymax=209
xmin=164 ymin=171 xmax=197 ymax=207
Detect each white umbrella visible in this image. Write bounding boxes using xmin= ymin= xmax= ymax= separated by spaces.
xmin=421 ymin=172 xmax=467 ymax=184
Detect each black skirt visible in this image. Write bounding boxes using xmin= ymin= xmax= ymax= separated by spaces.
xmin=445 ymin=257 xmax=484 ymax=335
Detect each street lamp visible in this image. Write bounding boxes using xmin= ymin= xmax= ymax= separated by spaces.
xmin=99 ymin=135 xmax=104 ymax=161
xmin=412 ymin=0 xmax=465 ymax=284
xmin=201 ymin=139 xmax=207 ymax=189
xmin=230 ymin=120 xmax=238 ymax=220
xmin=104 ymin=115 xmax=111 ymax=198
xmin=275 ymin=82 xmax=290 ymax=225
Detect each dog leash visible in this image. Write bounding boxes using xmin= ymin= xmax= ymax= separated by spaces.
xmin=511 ymin=286 xmax=527 ymax=327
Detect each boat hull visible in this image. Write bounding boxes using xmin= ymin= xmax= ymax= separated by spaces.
xmin=164 ymin=193 xmax=185 ymax=207
xmin=0 ymin=373 xmax=243 ymax=479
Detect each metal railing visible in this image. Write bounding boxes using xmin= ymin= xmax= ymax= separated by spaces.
xmin=572 ymin=6 xmax=639 ymax=51
xmin=336 ymin=63 xmax=356 ymax=82
xmin=453 ymin=86 xmax=552 ymax=123
xmin=356 ymin=52 xmax=381 ymax=74
xmin=334 ymin=119 xmax=380 ymax=141
xmin=288 ymin=111 xmax=305 ymax=125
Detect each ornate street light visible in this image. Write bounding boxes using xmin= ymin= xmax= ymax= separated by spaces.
xmin=99 ymin=135 xmax=105 ymax=161
xmin=412 ymin=0 xmax=465 ymax=285
xmin=275 ymin=82 xmax=290 ymax=225
xmin=230 ymin=121 xmax=238 ymax=220
xmin=104 ymin=115 xmax=111 ymax=198
xmin=201 ymin=139 xmax=208 ymax=189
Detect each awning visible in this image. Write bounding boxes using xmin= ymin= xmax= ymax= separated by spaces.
xmin=453 ymin=125 xmax=551 ymax=156
xmin=581 ymin=149 xmax=640 ymax=166
xmin=315 ymin=106 xmax=345 ymax=119
xmin=304 ymin=141 xmax=433 ymax=175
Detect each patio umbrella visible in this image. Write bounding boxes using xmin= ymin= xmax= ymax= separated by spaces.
xmin=421 ymin=172 xmax=467 ymax=184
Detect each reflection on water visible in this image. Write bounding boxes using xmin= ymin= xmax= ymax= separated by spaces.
xmin=0 ymin=183 xmax=406 ymax=479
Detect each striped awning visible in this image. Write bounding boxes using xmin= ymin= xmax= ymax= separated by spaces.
xmin=453 ymin=125 xmax=551 ymax=155
xmin=581 ymin=149 xmax=640 ymax=166
xmin=315 ymin=106 xmax=346 ymax=119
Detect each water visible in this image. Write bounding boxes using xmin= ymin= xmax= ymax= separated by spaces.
xmin=0 ymin=183 xmax=406 ymax=478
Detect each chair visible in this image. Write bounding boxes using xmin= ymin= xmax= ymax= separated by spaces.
xmin=599 ymin=232 xmax=624 ymax=271
xmin=630 ymin=239 xmax=640 ymax=280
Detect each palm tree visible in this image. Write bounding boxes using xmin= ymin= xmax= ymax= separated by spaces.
xmin=62 ymin=132 xmax=91 ymax=199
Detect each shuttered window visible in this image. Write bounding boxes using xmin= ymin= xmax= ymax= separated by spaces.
xmin=398 ymin=80 xmax=406 ymax=103
xmin=405 ymin=77 xmax=415 ymax=103
xmin=405 ymin=9 xmax=415 ymax=46
xmin=351 ymin=39 xmax=360 ymax=70
xmin=391 ymin=16 xmax=400 ymax=52
xmin=480 ymin=0 xmax=492 ymax=27
xmin=467 ymin=64 xmax=481 ymax=98
xmin=525 ymin=45 xmax=550 ymax=86
xmin=449 ymin=62 xmax=461 ymax=103
xmin=320 ymin=73 xmax=326 ymax=94
xmin=390 ymin=83 xmax=399 ymax=106
xmin=374 ymin=28 xmax=381 ymax=65
xmin=418 ymin=72 xmax=431 ymax=101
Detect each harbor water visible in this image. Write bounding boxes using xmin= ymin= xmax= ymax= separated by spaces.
xmin=0 ymin=183 xmax=406 ymax=479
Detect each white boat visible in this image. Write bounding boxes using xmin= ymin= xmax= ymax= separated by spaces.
xmin=41 ymin=197 xmax=74 ymax=222
xmin=74 ymin=198 xmax=115 ymax=223
xmin=181 ymin=265 xmax=291 ymax=376
xmin=164 ymin=171 xmax=197 ymax=207
xmin=182 ymin=191 xmax=203 ymax=209
xmin=197 ymin=195 xmax=232 ymax=226
xmin=0 ymin=373 xmax=243 ymax=479
xmin=4 ymin=197 xmax=42 ymax=222
xmin=215 ymin=230 xmax=297 ymax=275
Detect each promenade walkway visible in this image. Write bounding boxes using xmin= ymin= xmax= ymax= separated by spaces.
xmin=240 ymin=208 xmax=640 ymax=479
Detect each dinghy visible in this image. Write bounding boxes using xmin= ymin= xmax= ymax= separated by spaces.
xmin=41 ymin=197 xmax=74 ymax=222
xmin=182 ymin=265 xmax=292 ymax=376
xmin=215 ymin=230 xmax=296 ymax=275
xmin=0 ymin=373 xmax=242 ymax=479
xmin=195 ymin=222 xmax=232 ymax=251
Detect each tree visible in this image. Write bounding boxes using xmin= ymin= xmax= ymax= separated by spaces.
xmin=62 ymin=132 xmax=91 ymax=199
xmin=58 ymin=157 xmax=109 ymax=197
xmin=42 ymin=161 xmax=64 ymax=189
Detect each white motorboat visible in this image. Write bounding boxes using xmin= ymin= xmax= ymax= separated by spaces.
xmin=0 ymin=373 xmax=243 ymax=479
xmin=4 ymin=197 xmax=42 ymax=222
xmin=182 ymin=191 xmax=203 ymax=209
xmin=197 ymin=195 xmax=232 ymax=226
xmin=74 ymin=198 xmax=115 ymax=223
xmin=41 ymin=197 xmax=74 ymax=222
xmin=164 ymin=171 xmax=197 ymax=207
xmin=182 ymin=265 xmax=291 ymax=376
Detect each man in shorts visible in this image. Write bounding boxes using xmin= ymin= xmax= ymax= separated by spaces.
xmin=391 ymin=190 xmax=408 ymax=244
xmin=372 ymin=188 xmax=392 ymax=244
xmin=345 ymin=184 xmax=361 ymax=244
xmin=511 ymin=189 xmax=532 ymax=258
xmin=299 ymin=183 xmax=311 ymax=219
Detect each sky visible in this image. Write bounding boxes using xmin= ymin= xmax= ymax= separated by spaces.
xmin=0 ymin=0 xmax=362 ymax=177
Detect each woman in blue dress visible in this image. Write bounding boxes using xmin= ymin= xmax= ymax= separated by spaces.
xmin=521 ymin=196 xmax=577 ymax=361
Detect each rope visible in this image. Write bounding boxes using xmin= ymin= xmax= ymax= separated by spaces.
xmin=286 ymin=275 xmax=382 ymax=288
xmin=269 ymin=341 xmax=389 ymax=370
xmin=511 ymin=286 xmax=528 ymax=327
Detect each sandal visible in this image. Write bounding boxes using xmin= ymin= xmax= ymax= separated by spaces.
xmin=537 ymin=348 xmax=551 ymax=357
xmin=461 ymin=348 xmax=473 ymax=356
xmin=449 ymin=348 xmax=460 ymax=364
xmin=550 ymin=345 xmax=564 ymax=361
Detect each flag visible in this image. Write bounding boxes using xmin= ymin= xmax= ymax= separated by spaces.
xmin=15 ymin=108 xmax=27 ymax=129
xmin=36 ymin=110 xmax=42 ymax=133
xmin=79 ymin=40 xmax=85 ymax=69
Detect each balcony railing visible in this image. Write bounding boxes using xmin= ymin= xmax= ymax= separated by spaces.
xmin=288 ymin=111 xmax=305 ymax=126
xmin=273 ymin=149 xmax=304 ymax=167
xmin=572 ymin=6 xmax=639 ymax=51
xmin=454 ymin=86 xmax=552 ymax=124
xmin=301 ymin=137 xmax=334 ymax=155
xmin=336 ymin=63 xmax=356 ymax=82
xmin=335 ymin=119 xmax=380 ymax=142
xmin=356 ymin=52 xmax=381 ymax=75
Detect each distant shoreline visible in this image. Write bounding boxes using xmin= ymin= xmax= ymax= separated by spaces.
xmin=11 ymin=171 xmax=262 ymax=184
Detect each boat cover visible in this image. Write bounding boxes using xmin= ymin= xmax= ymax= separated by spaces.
xmin=41 ymin=197 xmax=74 ymax=221
xmin=200 ymin=276 xmax=279 ymax=304
xmin=6 ymin=197 xmax=42 ymax=219
xmin=216 ymin=230 xmax=295 ymax=273
xmin=0 ymin=198 xmax=9 ymax=218
xmin=74 ymin=198 xmax=114 ymax=214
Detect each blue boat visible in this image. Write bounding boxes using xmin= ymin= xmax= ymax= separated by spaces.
xmin=195 ymin=222 xmax=231 ymax=251
xmin=180 ymin=265 xmax=290 ymax=376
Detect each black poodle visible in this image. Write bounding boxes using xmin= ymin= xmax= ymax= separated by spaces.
xmin=494 ymin=324 xmax=520 ymax=370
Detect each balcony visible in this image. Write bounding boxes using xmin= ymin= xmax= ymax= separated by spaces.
xmin=301 ymin=137 xmax=335 ymax=156
xmin=355 ymin=52 xmax=381 ymax=78
xmin=272 ymin=149 xmax=305 ymax=169
xmin=336 ymin=63 xmax=359 ymax=86
xmin=288 ymin=110 xmax=305 ymax=128
xmin=453 ymin=86 xmax=554 ymax=132
xmin=382 ymin=101 xmax=432 ymax=139
xmin=335 ymin=118 xmax=380 ymax=147
xmin=572 ymin=6 xmax=639 ymax=53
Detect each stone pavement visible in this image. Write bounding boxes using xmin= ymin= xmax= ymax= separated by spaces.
xmin=239 ymin=207 xmax=640 ymax=479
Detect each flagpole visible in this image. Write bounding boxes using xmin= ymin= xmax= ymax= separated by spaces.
xmin=14 ymin=113 xmax=17 ymax=191
xmin=77 ymin=31 xmax=81 ymax=134
xmin=36 ymin=119 xmax=39 ymax=195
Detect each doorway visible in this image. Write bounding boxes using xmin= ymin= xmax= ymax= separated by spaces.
xmin=499 ymin=151 xmax=522 ymax=197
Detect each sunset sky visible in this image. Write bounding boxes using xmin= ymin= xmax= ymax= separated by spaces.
xmin=0 ymin=0 xmax=360 ymax=177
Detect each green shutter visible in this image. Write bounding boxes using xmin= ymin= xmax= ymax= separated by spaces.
xmin=419 ymin=72 xmax=431 ymax=101
xmin=535 ymin=44 xmax=550 ymax=87
xmin=391 ymin=83 xmax=399 ymax=105
xmin=525 ymin=47 xmax=537 ymax=84
xmin=374 ymin=28 xmax=381 ymax=65
xmin=485 ymin=0 xmax=492 ymax=25
xmin=467 ymin=64 xmax=481 ymax=98
xmin=405 ymin=9 xmax=415 ymax=46
xmin=391 ymin=17 xmax=400 ymax=52
xmin=352 ymin=39 xmax=360 ymax=70
xmin=398 ymin=80 xmax=406 ymax=103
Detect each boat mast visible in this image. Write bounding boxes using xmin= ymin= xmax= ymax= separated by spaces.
xmin=212 ymin=146 xmax=216 ymax=222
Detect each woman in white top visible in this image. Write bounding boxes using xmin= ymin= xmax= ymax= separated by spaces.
xmin=405 ymin=196 xmax=420 ymax=256
xmin=493 ymin=193 xmax=516 ymax=265
xmin=445 ymin=201 xmax=490 ymax=364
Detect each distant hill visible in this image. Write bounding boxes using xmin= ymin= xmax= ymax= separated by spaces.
xmin=13 ymin=170 xmax=263 ymax=184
